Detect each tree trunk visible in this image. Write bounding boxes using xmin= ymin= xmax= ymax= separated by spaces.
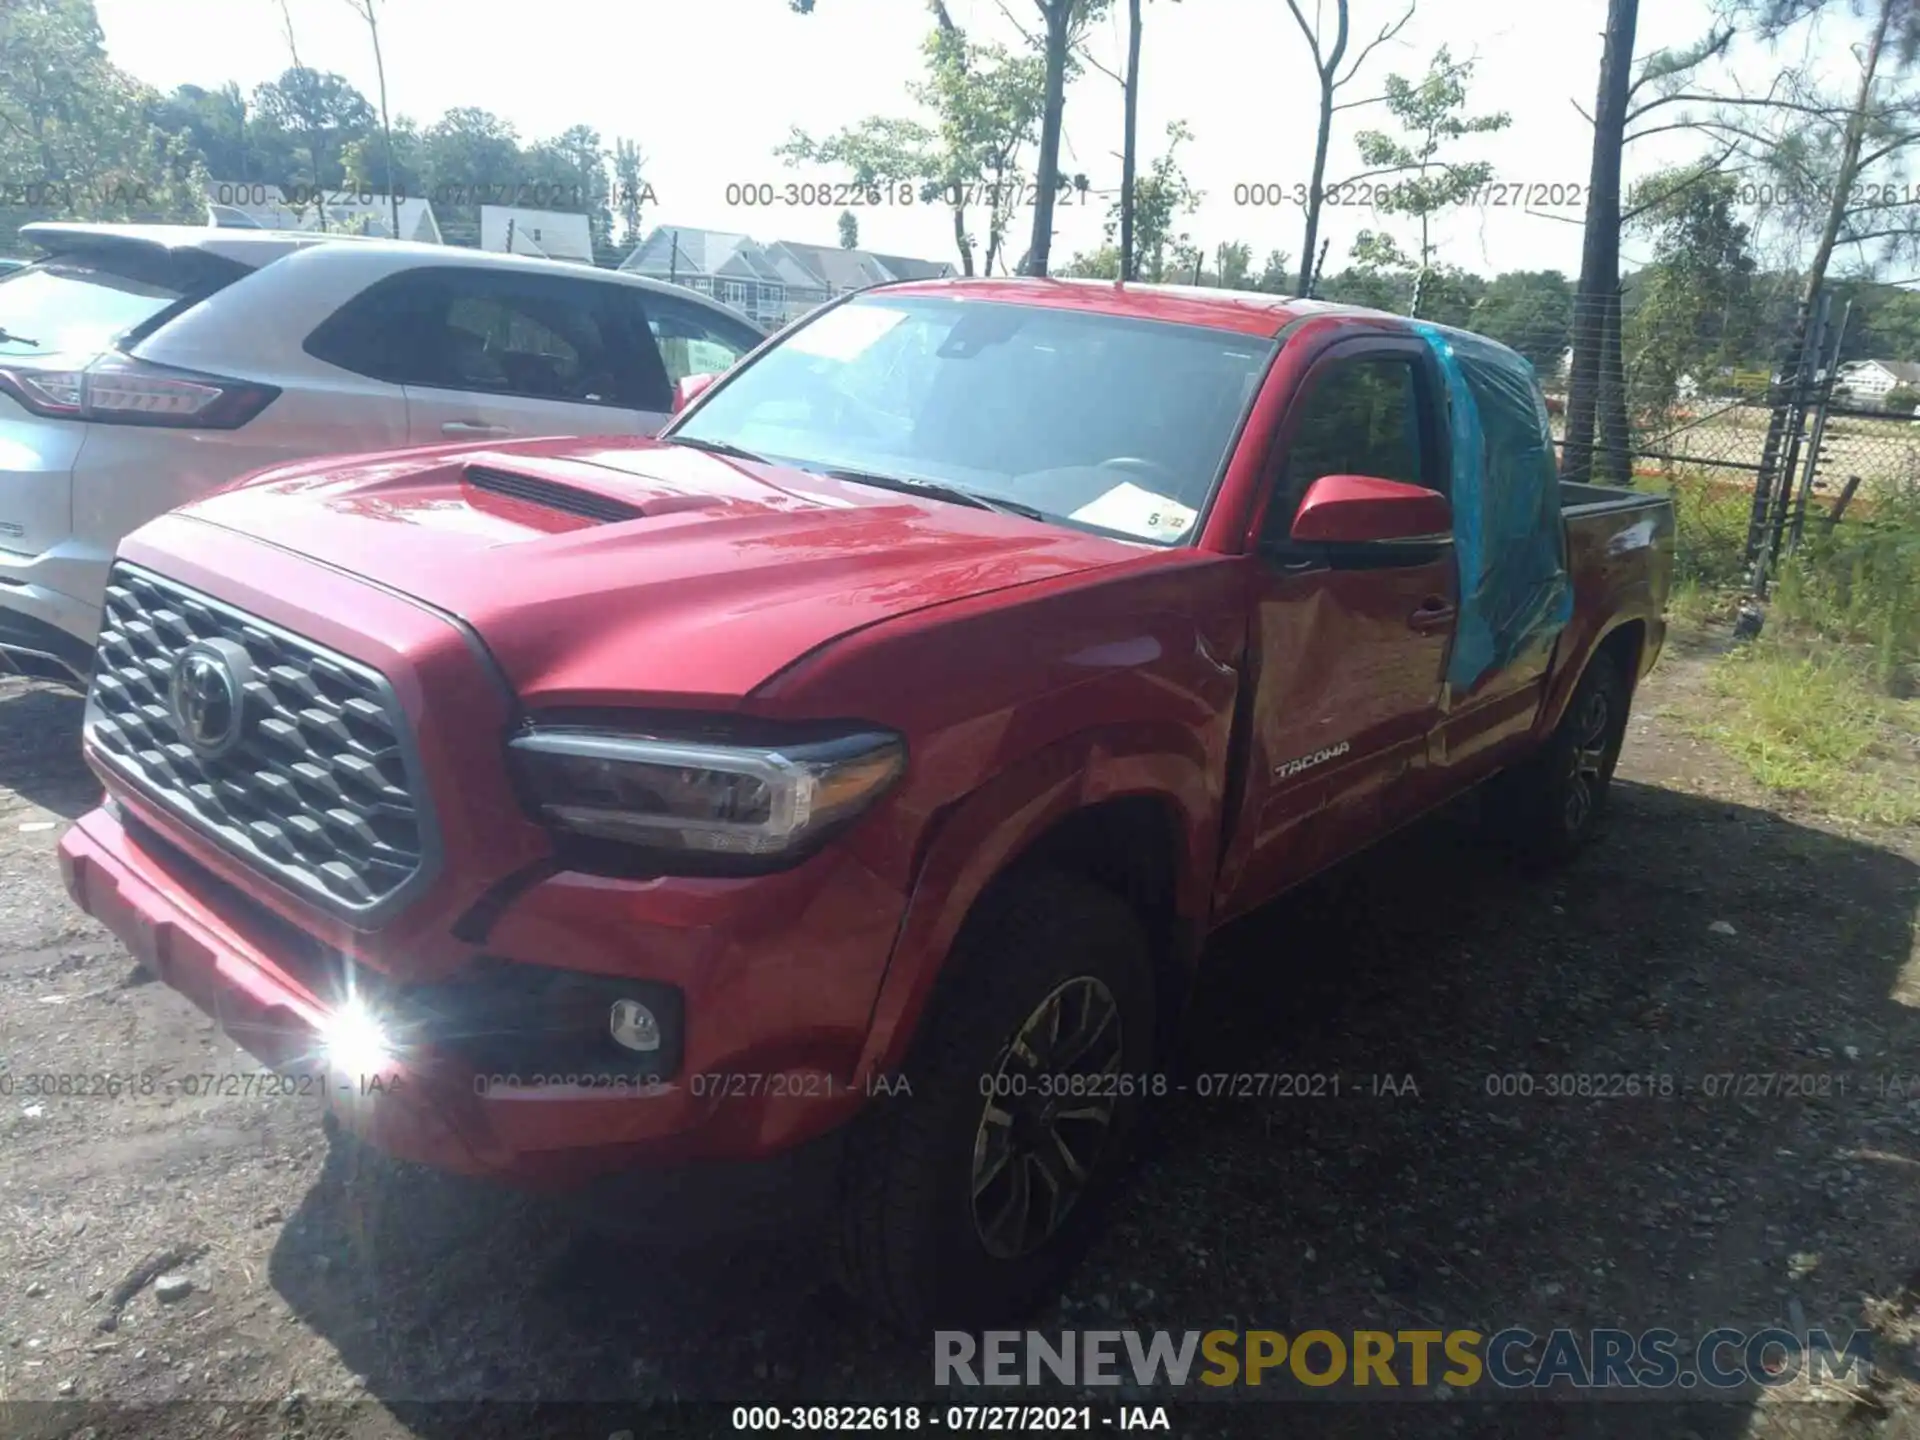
xmin=1025 ymin=0 xmax=1071 ymax=277
xmin=951 ymin=199 xmax=975 ymax=276
xmin=1119 ymin=0 xmax=1142 ymax=282
xmin=1562 ymin=0 xmax=1638 ymax=484
xmin=1598 ymin=287 xmax=1630 ymax=483
xmin=1297 ymin=68 xmax=1337 ymax=295
xmin=1743 ymin=0 xmax=1893 ymax=575
xmin=363 ymin=1 xmax=399 ymax=239
xmin=1292 ymin=0 xmax=1350 ymax=298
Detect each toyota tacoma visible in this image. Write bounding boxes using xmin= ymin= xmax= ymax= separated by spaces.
xmin=58 ymin=278 xmax=1672 ymax=1329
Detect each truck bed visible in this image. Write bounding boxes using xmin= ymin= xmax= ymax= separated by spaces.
xmin=1560 ymin=480 xmax=1669 ymax=518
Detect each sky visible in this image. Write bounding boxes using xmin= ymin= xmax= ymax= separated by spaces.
xmin=93 ymin=0 xmax=1862 ymax=279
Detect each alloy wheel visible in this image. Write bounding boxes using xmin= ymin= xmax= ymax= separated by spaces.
xmin=1562 ymin=686 xmax=1615 ymax=834
xmin=970 ymin=976 xmax=1125 ymax=1261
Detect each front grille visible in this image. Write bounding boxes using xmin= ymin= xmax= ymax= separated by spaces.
xmin=86 ymin=563 xmax=435 ymax=925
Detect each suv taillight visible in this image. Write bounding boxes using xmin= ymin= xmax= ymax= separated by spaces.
xmin=0 ymin=354 xmax=280 ymax=429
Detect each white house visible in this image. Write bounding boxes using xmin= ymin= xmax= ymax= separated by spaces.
xmin=480 ymin=206 xmax=594 ymax=264
xmin=1836 ymin=358 xmax=1920 ymax=406
xmin=203 ymin=182 xmax=442 ymax=243
xmin=620 ymin=224 xmax=956 ymax=328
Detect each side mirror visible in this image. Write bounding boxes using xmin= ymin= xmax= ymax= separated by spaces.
xmin=671 ymin=372 xmax=720 ymax=414
xmin=1289 ymin=473 xmax=1451 ymax=545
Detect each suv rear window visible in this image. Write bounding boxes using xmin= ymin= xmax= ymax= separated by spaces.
xmin=0 ymin=251 xmax=248 ymax=359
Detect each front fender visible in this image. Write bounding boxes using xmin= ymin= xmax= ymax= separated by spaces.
xmin=852 ymin=725 xmax=1217 ymax=1084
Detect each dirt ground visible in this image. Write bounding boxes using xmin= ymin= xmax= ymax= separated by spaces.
xmin=2 ymin=627 xmax=1919 ymax=1440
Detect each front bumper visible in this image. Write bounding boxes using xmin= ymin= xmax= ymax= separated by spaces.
xmin=59 ymin=802 xmax=904 ymax=1186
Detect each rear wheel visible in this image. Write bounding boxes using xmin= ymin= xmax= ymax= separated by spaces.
xmin=832 ymin=870 xmax=1156 ymax=1331
xmin=1486 ymin=657 xmax=1630 ymax=862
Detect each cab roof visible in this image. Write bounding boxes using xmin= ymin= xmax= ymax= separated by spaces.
xmin=867 ymin=275 xmax=1404 ymax=339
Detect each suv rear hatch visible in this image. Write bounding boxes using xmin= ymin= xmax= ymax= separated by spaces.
xmin=0 ymin=231 xmax=257 ymax=560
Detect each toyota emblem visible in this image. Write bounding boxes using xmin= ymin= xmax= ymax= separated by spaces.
xmin=168 ymin=639 xmax=252 ymax=758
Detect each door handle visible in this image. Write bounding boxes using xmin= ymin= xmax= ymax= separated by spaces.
xmin=441 ymin=421 xmax=512 ymax=438
xmin=1408 ymin=598 xmax=1456 ymax=633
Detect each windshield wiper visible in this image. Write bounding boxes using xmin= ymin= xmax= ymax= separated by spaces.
xmin=816 ymin=466 xmax=1053 ymax=523
xmin=662 ymin=434 xmax=771 ymax=464
xmin=0 ymin=327 xmax=41 ymax=348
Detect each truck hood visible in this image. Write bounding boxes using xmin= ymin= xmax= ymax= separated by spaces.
xmin=180 ymin=437 xmax=1140 ymax=705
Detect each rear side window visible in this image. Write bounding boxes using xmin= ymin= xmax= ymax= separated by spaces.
xmin=0 ymin=257 xmax=238 ymax=358
xmin=306 ymin=267 xmax=674 ymax=411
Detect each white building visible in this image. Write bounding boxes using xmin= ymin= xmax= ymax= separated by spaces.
xmin=479 ymin=206 xmax=594 ymax=264
xmin=203 ymin=182 xmax=442 ymax=244
xmin=1835 ymin=358 xmax=1920 ymax=406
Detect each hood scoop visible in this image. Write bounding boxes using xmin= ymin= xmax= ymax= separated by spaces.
xmin=464 ymin=465 xmax=646 ymax=525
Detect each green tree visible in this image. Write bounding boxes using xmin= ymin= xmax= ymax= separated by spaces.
xmin=838 ymin=209 xmax=860 ymax=248
xmin=1709 ymin=0 xmax=1920 ymax=568
xmin=1621 ymin=168 xmax=1756 ymax=419
xmin=613 ymin=138 xmax=647 ymax=247
xmin=1354 ymin=47 xmax=1510 ymax=315
xmin=1282 ymin=0 xmax=1416 ymax=296
xmin=1059 ymin=240 xmax=1120 ymax=277
xmin=250 ymin=67 xmax=376 ymax=190
xmin=1255 ymin=248 xmax=1294 ymax=293
xmin=1851 ymin=285 xmax=1920 ymax=362
xmin=342 ymin=117 xmax=422 ymax=202
xmin=1470 ymin=270 xmax=1575 ymax=371
xmin=1212 ymin=240 xmax=1253 ymax=288
xmin=1883 ymin=382 xmax=1920 ymax=411
xmin=1058 ymin=119 xmax=1200 ymax=286
xmin=523 ymin=123 xmax=612 ymax=251
xmin=779 ymin=3 xmax=1047 ymax=276
xmin=149 ymin=82 xmax=292 ymax=182
xmin=1120 ymin=120 xmax=1199 ymax=281
xmin=0 ymin=0 xmax=207 ymax=247
xmin=417 ymin=106 xmax=520 ymax=242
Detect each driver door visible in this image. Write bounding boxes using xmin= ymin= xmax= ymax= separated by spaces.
xmin=1213 ymin=336 xmax=1458 ymax=922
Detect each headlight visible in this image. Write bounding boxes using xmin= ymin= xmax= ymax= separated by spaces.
xmin=507 ymin=723 xmax=905 ymax=869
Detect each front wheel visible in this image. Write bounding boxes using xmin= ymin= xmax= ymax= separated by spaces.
xmin=1485 ymin=658 xmax=1630 ymax=862
xmin=831 ymin=870 xmax=1156 ymax=1332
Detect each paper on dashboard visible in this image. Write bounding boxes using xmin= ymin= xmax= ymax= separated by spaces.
xmin=1070 ymin=481 xmax=1197 ymax=542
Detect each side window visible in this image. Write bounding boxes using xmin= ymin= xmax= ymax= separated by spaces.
xmin=1262 ymin=354 xmax=1433 ymax=546
xmin=306 ymin=267 xmax=672 ymax=410
xmin=638 ymin=292 xmax=761 ymax=386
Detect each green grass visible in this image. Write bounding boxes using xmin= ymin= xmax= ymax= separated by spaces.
xmin=1769 ymin=481 xmax=1920 ymax=695
xmin=1691 ymin=639 xmax=1920 ymax=826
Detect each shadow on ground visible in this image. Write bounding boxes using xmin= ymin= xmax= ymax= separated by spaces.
xmin=0 ymin=681 xmax=96 ymax=820
xmin=266 ymin=778 xmax=1919 ymax=1439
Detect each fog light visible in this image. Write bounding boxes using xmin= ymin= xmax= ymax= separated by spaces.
xmin=322 ymin=994 xmax=396 ymax=1078
xmin=609 ymin=998 xmax=661 ymax=1053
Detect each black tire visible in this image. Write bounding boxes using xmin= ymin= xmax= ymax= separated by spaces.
xmin=1485 ymin=656 xmax=1631 ymax=863
xmin=831 ymin=869 xmax=1156 ymax=1332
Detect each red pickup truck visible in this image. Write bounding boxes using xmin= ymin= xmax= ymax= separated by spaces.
xmin=57 ymin=278 xmax=1671 ymax=1330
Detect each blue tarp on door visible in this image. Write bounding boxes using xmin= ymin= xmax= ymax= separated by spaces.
xmin=1413 ymin=322 xmax=1574 ymax=693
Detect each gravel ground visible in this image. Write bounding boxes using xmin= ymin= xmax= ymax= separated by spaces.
xmin=1 ymin=627 xmax=1918 ymax=1440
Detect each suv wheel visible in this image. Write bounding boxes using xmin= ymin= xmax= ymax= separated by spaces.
xmin=832 ymin=870 xmax=1155 ymax=1331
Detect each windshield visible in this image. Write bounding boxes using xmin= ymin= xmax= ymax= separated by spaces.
xmin=669 ymin=295 xmax=1277 ymax=545
xmin=0 ymin=261 xmax=194 ymax=356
